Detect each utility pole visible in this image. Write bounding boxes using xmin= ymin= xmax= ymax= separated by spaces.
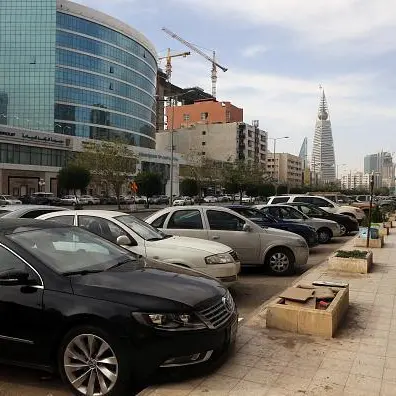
xmin=366 ymin=172 xmax=375 ymax=248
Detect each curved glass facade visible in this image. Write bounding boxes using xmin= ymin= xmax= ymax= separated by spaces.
xmin=55 ymin=11 xmax=157 ymax=149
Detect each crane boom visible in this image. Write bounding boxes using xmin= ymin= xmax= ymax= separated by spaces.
xmin=162 ymin=27 xmax=227 ymax=98
xmin=158 ymin=49 xmax=191 ymax=80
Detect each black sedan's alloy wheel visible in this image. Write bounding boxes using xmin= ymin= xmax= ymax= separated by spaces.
xmin=59 ymin=326 xmax=130 ymax=396
xmin=317 ymin=228 xmax=332 ymax=244
xmin=339 ymin=224 xmax=347 ymax=236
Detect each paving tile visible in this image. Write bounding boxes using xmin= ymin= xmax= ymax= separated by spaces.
xmin=287 ymin=355 xmax=324 ymax=369
xmin=329 ymin=340 xmax=360 ymax=352
xmin=254 ymin=357 xmax=289 ymax=373
xmin=353 ymin=353 xmax=385 ymax=367
xmin=383 ymin=367 xmax=396 ymax=383
xmin=216 ymin=362 xmax=251 ymax=379
xmin=320 ymin=357 xmax=353 ymax=371
xmin=386 ymin=343 xmax=396 ymax=358
xmin=239 ymin=343 xmax=275 ymax=358
xmin=362 ymin=328 xmax=390 ymax=339
xmin=228 ymin=380 xmax=269 ymax=396
xmin=243 ymin=368 xmax=279 ymax=386
xmin=365 ymin=320 xmax=391 ymax=331
xmin=189 ymin=374 xmax=239 ymax=396
xmin=346 ymin=373 xmax=382 ymax=394
xmin=350 ymin=360 xmax=384 ymax=379
xmin=359 ymin=335 xmax=389 ymax=347
xmin=381 ymin=381 xmax=396 ymax=396
xmin=311 ymin=368 xmax=349 ymax=386
xmin=265 ymin=386 xmax=295 ymax=396
xmin=343 ymin=387 xmax=380 ymax=396
xmin=283 ymin=365 xmax=317 ymax=380
xmin=274 ymin=374 xmax=311 ymax=392
xmin=358 ymin=342 xmax=387 ymax=356
xmin=306 ymin=381 xmax=344 ymax=396
xmin=230 ymin=351 xmax=261 ymax=367
xmin=325 ymin=349 xmax=356 ymax=362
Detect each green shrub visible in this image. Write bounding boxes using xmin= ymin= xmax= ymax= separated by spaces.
xmin=335 ymin=250 xmax=368 ymax=259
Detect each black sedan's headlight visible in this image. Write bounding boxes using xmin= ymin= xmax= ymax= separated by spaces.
xmin=132 ymin=312 xmax=208 ymax=331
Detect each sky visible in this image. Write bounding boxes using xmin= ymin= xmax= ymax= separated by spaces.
xmin=75 ymin=0 xmax=396 ymax=174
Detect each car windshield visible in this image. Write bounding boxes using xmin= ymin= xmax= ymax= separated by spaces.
xmin=234 ymin=208 xmax=263 ymax=217
xmin=303 ymin=205 xmax=325 ymax=216
xmin=2 ymin=195 xmax=13 ymax=199
xmin=116 ymin=215 xmax=166 ymax=241
xmin=8 ymin=226 xmax=140 ymax=274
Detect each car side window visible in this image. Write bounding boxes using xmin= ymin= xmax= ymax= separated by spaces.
xmin=167 ymin=210 xmax=203 ymax=229
xmin=271 ymin=197 xmax=289 ymax=204
xmin=293 ymin=196 xmax=312 ymax=204
xmin=279 ymin=207 xmax=303 ymax=220
xmin=21 ymin=209 xmax=64 ymax=219
xmin=312 ymin=197 xmax=334 ymax=207
xmin=78 ymin=216 xmax=127 ymax=243
xmin=150 ymin=213 xmax=168 ymax=228
xmin=49 ymin=215 xmax=75 ymax=225
xmin=264 ymin=207 xmax=280 ymax=218
xmin=207 ymin=210 xmax=245 ymax=231
xmin=0 ymin=246 xmax=27 ymax=273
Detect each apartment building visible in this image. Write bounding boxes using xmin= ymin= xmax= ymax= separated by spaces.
xmin=156 ymin=121 xmax=267 ymax=166
xmin=166 ymin=99 xmax=243 ymax=130
xmin=364 ymin=151 xmax=395 ymax=189
xmin=267 ymin=153 xmax=303 ymax=187
xmin=341 ymin=172 xmax=372 ymax=190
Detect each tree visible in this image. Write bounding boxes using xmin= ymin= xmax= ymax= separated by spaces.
xmin=221 ymin=160 xmax=268 ymax=204
xmin=58 ymin=165 xmax=91 ymax=195
xmin=74 ymin=139 xmax=137 ymax=209
xmin=134 ymin=172 xmax=162 ymax=208
xmin=180 ymin=178 xmax=199 ymax=197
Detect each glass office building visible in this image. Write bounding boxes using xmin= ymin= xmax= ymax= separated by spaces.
xmin=0 ymin=0 xmax=157 ymax=149
xmin=0 ymin=0 xmax=179 ymax=196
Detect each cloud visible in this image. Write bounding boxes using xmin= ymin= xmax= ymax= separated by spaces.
xmin=171 ymin=0 xmax=396 ymax=54
xmin=242 ymin=45 xmax=269 ymax=58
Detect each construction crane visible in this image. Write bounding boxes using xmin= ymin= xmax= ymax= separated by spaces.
xmin=158 ymin=48 xmax=190 ymax=80
xmin=162 ymin=27 xmax=228 ymax=99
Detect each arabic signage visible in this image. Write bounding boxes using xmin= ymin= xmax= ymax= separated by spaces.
xmin=0 ymin=128 xmax=69 ymax=148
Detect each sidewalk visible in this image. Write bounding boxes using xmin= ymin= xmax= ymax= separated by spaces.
xmin=140 ymin=230 xmax=396 ymax=396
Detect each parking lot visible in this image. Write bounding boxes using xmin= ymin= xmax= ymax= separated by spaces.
xmin=0 ymin=204 xmax=354 ymax=395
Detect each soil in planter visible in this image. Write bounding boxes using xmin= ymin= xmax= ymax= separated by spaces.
xmin=279 ymin=286 xmax=337 ymax=310
xmin=335 ymin=250 xmax=368 ymax=259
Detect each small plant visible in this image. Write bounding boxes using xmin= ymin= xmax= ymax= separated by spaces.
xmin=335 ymin=250 xmax=368 ymax=259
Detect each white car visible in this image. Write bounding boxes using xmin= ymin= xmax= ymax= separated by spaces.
xmin=37 ymin=210 xmax=240 ymax=285
xmin=0 ymin=195 xmax=22 ymax=205
xmin=203 ymin=196 xmax=218 ymax=203
xmin=241 ymin=196 xmax=255 ymax=203
xmin=80 ymin=195 xmax=100 ymax=205
xmin=145 ymin=206 xmax=309 ymax=275
xmin=173 ymin=196 xmax=193 ymax=206
xmin=60 ymin=195 xmax=88 ymax=206
xmin=266 ymin=195 xmax=365 ymax=222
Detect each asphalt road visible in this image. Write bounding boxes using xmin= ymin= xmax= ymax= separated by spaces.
xmin=0 ymin=204 xmax=352 ymax=395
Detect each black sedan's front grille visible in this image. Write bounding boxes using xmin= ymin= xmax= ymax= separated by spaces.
xmin=198 ymin=292 xmax=235 ymax=329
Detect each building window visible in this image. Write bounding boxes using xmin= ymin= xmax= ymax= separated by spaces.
xmin=261 ymin=135 xmax=266 ymax=141
xmin=260 ymin=144 xmax=266 ymax=151
xmin=109 ymin=83 xmax=114 ymax=90
xmin=248 ymin=140 xmax=253 ymax=147
xmin=202 ymin=151 xmax=206 ymax=155
xmin=200 ymin=112 xmax=208 ymax=120
xmin=109 ymin=66 xmax=114 ymax=73
xmin=248 ymin=150 xmax=253 ymax=158
xmin=226 ymin=110 xmax=231 ymax=122
xmin=202 ymin=130 xmax=206 ymax=135
xmin=248 ymin=131 xmax=253 ymax=138
xmin=202 ymin=141 xmax=206 ymax=146
xmin=183 ymin=114 xmax=190 ymax=121
xmin=261 ymin=154 xmax=266 ymax=160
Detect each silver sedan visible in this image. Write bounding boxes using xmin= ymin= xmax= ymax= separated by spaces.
xmin=145 ymin=205 xmax=309 ymax=275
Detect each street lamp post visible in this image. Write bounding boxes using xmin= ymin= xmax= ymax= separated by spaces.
xmin=268 ymin=136 xmax=289 ymax=195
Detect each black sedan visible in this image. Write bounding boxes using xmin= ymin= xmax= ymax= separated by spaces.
xmin=285 ymin=202 xmax=359 ymax=235
xmin=227 ymin=205 xmax=319 ymax=247
xmin=0 ymin=219 xmax=237 ymax=396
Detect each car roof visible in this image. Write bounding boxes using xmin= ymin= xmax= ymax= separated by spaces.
xmin=226 ymin=205 xmax=258 ymax=209
xmin=42 ymin=210 xmax=126 ymax=218
xmin=0 ymin=204 xmax=66 ymax=212
xmin=0 ymin=218 xmax=70 ymax=234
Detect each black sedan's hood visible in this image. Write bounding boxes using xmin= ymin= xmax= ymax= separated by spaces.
xmin=70 ymin=258 xmax=225 ymax=311
xmin=249 ymin=217 xmax=314 ymax=232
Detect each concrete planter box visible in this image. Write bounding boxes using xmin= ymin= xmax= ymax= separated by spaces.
xmin=267 ymin=284 xmax=349 ymax=338
xmin=379 ymin=227 xmax=389 ymax=237
xmin=328 ymin=251 xmax=373 ymax=274
xmin=354 ymin=236 xmax=384 ymax=248
xmin=384 ymin=222 xmax=392 ymax=229
xmin=393 ymin=221 xmax=396 ymax=228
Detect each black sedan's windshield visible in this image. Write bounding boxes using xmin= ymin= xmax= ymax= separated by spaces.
xmin=115 ymin=215 xmax=167 ymax=241
xmin=8 ymin=226 xmax=141 ymax=274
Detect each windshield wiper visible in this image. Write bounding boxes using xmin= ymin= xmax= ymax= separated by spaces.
xmin=146 ymin=237 xmax=165 ymax=241
xmin=106 ymin=258 xmax=137 ymax=271
xmin=63 ymin=269 xmax=104 ymax=276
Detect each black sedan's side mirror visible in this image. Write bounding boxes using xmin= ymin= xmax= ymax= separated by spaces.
xmin=0 ymin=269 xmax=30 ymax=286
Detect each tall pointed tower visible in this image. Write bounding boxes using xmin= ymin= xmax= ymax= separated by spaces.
xmin=299 ymin=137 xmax=308 ymax=168
xmin=311 ymin=87 xmax=336 ymax=183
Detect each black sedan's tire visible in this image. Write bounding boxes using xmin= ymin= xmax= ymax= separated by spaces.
xmin=317 ymin=228 xmax=332 ymax=244
xmin=59 ymin=325 xmax=132 ymax=396
xmin=339 ymin=224 xmax=347 ymax=236
xmin=265 ymin=247 xmax=295 ymax=275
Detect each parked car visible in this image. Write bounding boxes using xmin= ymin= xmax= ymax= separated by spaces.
xmin=145 ymin=206 xmax=309 ymax=275
xmin=241 ymin=196 xmax=255 ymax=203
xmin=0 ymin=219 xmax=238 ymax=395
xmin=173 ymin=196 xmax=194 ymax=206
xmin=203 ymin=196 xmax=218 ymax=203
xmin=134 ymin=196 xmax=148 ymax=204
xmin=99 ymin=195 xmax=118 ymax=205
xmin=0 ymin=194 xmax=22 ymax=205
xmin=0 ymin=204 xmax=69 ymax=219
xmin=149 ymin=195 xmax=169 ymax=205
xmin=80 ymin=195 xmax=100 ymax=205
xmin=226 ymin=205 xmax=319 ymax=248
xmin=60 ymin=195 xmax=87 ymax=206
xmin=266 ymin=195 xmax=365 ymax=222
xmin=37 ymin=210 xmax=240 ymax=285
xmin=285 ymin=202 xmax=359 ymax=236
xmin=26 ymin=192 xmax=62 ymax=206
xmin=254 ymin=204 xmax=341 ymax=244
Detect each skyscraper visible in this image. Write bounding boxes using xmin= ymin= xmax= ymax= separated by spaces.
xmin=311 ymin=87 xmax=336 ymax=183
xmin=299 ymin=137 xmax=308 ymax=168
